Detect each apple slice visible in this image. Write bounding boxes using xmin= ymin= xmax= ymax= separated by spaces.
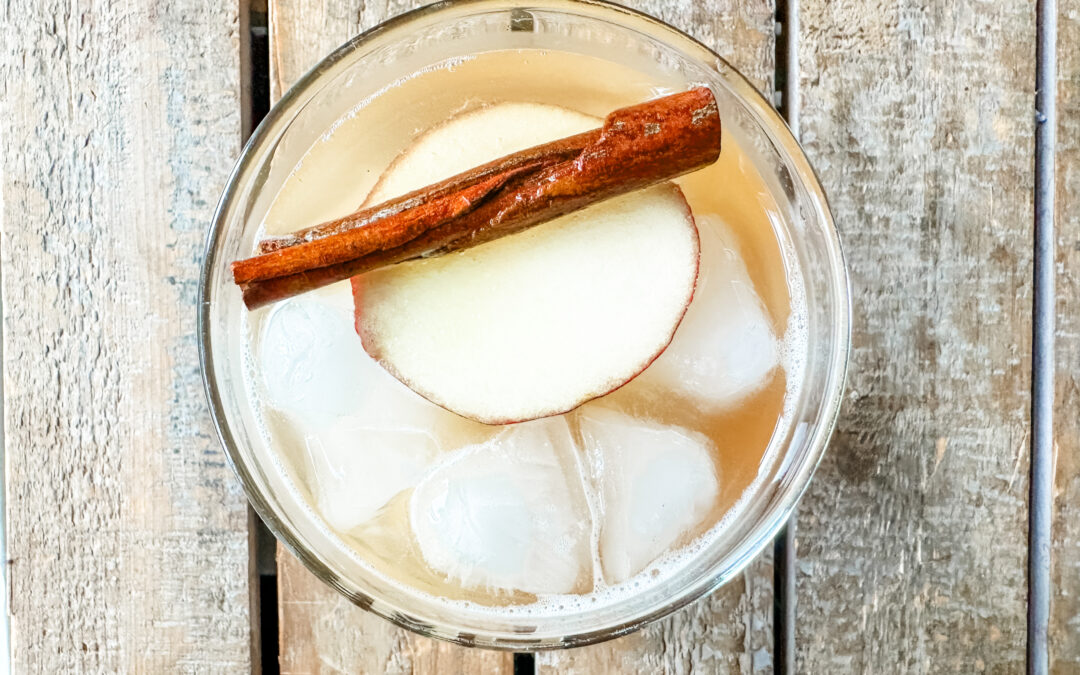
xmin=364 ymin=102 xmax=605 ymax=207
xmin=353 ymin=103 xmax=700 ymax=425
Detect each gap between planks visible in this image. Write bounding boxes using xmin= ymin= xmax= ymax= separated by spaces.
xmin=772 ymin=0 xmax=799 ymax=672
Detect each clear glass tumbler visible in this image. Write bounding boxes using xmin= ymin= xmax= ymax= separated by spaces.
xmin=199 ymin=0 xmax=850 ymax=649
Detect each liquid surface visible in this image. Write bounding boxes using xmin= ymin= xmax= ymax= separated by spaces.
xmin=243 ymin=49 xmax=805 ymax=611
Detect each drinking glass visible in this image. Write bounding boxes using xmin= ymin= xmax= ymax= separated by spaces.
xmin=199 ymin=0 xmax=850 ymax=649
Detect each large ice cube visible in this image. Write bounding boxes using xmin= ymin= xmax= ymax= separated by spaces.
xmin=259 ymin=285 xmax=482 ymax=531
xmin=259 ymin=285 xmax=457 ymax=428
xmin=633 ymin=215 xmax=779 ymax=411
xmin=258 ymin=286 xmax=368 ymax=420
xmin=409 ymin=417 xmax=593 ymax=595
xmin=304 ymin=420 xmax=438 ymax=532
xmin=578 ymin=407 xmax=719 ymax=584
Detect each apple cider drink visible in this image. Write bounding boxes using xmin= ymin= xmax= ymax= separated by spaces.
xmin=240 ymin=51 xmax=804 ymax=608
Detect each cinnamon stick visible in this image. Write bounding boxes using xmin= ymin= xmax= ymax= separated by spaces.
xmin=249 ymin=131 xmax=596 ymax=257
xmin=233 ymin=87 xmax=721 ymax=309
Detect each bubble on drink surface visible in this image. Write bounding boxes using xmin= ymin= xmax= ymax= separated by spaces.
xmin=633 ymin=214 xmax=779 ymax=411
xmin=577 ymin=407 xmax=719 ymax=584
xmin=409 ymin=417 xmax=593 ymax=595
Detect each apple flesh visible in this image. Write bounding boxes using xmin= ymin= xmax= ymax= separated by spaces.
xmin=353 ymin=103 xmax=701 ymax=425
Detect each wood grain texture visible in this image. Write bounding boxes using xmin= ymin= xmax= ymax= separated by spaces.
xmin=795 ymin=1 xmax=1034 ymax=671
xmin=1052 ymin=0 xmax=1080 ymax=668
xmin=0 ymin=1 xmax=253 ymax=673
xmin=269 ymin=0 xmax=775 ymax=102
xmin=535 ymin=568 xmax=774 ymax=674
xmin=269 ymin=0 xmax=774 ymax=672
xmin=277 ymin=550 xmax=514 ymax=675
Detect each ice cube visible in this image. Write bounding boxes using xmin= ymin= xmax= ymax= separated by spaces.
xmin=259 ymin=286 xmax=450 ymax=426
xmin=409 ymin=417 xmax=593 ymax=595
xmin=257 ymin=285 xmax=368 ymax=421
xmin=633 ymin=215 xmax=779 ymax=411
xmin=305 ymin=419 xmax=438 ymax=532
xmin=259 ymin=285 xmax=484 ymax=531
xmin=578 ymin=407 xmax=719 ymax=584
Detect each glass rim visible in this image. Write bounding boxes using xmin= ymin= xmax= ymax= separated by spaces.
xmin=199 ymin=0 xmax=851 ymax=650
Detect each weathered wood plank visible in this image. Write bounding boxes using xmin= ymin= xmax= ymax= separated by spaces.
xmin=1052 ymin=1 xmax=1080 ymax=668
xmin=268 ymin=0 xmax=774 ymax=671
xmin=539 ymin=1 xmax=777 ymax=672
xmin=277 ymin=550 xmax=515 ymax=674
xmin=535 ymin=569 xmax=774 ymax=674
xmin=269 ymin=2 xmax=513 ymax=672
xmin=268 ymin=0 xmax=777 ymax=122
xmin=794 ymin=1 xmax=1034 ymax=670
xmin=0 ymin=1 xmax=252 ymax=673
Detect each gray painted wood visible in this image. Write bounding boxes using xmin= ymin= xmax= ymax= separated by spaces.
xmin=795 ymin=0 xmax=1035 ymax=671
xmin=1052 ymin=0 xmax=1080 ymax=668
xmin=0 ymin=0 xmax=253 ymax=672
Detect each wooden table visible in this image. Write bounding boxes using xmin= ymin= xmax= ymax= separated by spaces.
xmin=1 ymin=0 xmax=1075 ymax=671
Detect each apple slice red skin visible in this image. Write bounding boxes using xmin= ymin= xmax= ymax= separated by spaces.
xmin=350 ymin=190 xmax=700 ymax=425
